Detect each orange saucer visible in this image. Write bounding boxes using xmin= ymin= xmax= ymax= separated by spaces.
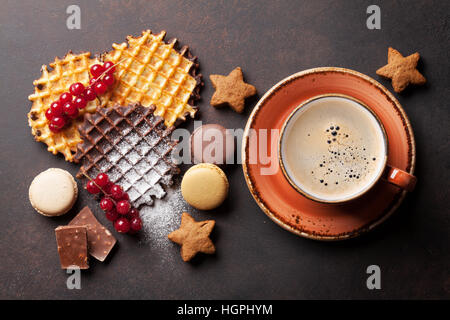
xmin=242 ymin=67 xmax=416 ymax=240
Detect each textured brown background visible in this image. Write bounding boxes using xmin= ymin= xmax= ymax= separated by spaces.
xmin=0 ymin=0 xmax=449 ymax=299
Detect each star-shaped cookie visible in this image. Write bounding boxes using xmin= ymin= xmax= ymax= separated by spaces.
xmin=168 ymin=212 xmax=215 ymax=262
xmin=210 ymin=67 xmax=256 ymax=113
xmin=376 ymin=47 xmax=426 ymax=93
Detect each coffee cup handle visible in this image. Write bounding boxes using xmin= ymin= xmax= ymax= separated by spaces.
xmin=383 ymin=165 xmax=417 ymax=192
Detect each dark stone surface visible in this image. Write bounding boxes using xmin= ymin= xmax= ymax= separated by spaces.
xmin=0 ymin=0 xmax=448 ymax=299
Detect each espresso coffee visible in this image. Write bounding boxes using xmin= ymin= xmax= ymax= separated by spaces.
xmin=280 ymin=96 xmax=387 ymax=202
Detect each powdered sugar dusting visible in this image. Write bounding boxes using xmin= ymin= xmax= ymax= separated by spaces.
xmin=126 ymin=131 xmax=141 ymax=146
xmin=139 ymin=179 xmax=190 ymax=246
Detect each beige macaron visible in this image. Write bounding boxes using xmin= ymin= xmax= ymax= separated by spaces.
xmin=29 ymin=168 xmax=78 ymax=217
xmin=181 ymin=163 xmax=229 ymax=210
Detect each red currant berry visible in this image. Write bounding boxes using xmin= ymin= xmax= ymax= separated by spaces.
xmin=128 ymin=208 xmax=140 ymax=219
xmin=51 ymin=116 xmax=66 ymax=129
xmin=83 ymin=87 xmax=96 ymax=101
xmin=69 ymin=82 xmax=85 ymax=96
xmin=48 ymin=123 xmax=62 ymax=133
xmin=100 ymin=197 xmax=114 ymax=211
xmin=103 ymin=182 xmax=114 ymax=195
xmin=105 ymin=209 xmax=119 ymax=222
xmin=110 ymin=184 xmax=124 ymax=200
xmin=50 ymin=101 xmax=64 ymax=117
xmin=130 ymin=217 xmax=142 ymax=232
xmin=103 ymin=74 xmax=114 ymax=87
xmin=63 ymin=102 xmax=79 ymax=118
xmin=114 ymin=218 xmax=131 ymax=233
xmin=103 ymin=61 xmax=116 ymax=74
xmin=120 ymin=192 xmax=129 ymax=201
xmin=86 ymin=180 xmax=100 ymax=194
xmin=95 ymin=173 xmax=109 ymax=187
xmin=116 ymin=200 xmax=131 ymax=215
xmin=45 ymin=108 xmax=54 ymax=121
xmin=59 ymin=92 xmax=73 ymax=104
xmin=90 ymin=64 xmax=105 ymax=78
xmin=93 ymin=81 xmax=108 ymax=95
xmin=73 ymin=96 xmax=87 ymax=109
xmin=89 ymin=78 xmax=97 ymax=86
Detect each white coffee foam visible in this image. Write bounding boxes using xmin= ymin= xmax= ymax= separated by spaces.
xmin=281 ymin=96 xmax=386 ymax=202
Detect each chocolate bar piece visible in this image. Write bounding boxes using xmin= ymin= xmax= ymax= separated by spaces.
xmin=55 ymin=226 xmax=89 ymax=269
xmin=69 ymin=206 xmax=116 ymax=262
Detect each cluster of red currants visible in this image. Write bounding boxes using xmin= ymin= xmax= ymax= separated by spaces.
xmin=86 ymin=172 xmax=142 ymax=234
xmin=45 ymin=61 xmax=116 ymax=133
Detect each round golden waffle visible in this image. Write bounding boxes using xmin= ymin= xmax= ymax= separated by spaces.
xmin=101 ymin=30 xmax=202 ymax=127
xmin=28 ymin=31 xmax=202 ymax=162
xmin=28 ymin=52 xmax=101 ymax=162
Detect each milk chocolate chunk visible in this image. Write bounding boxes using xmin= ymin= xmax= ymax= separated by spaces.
xmin=69 ymin=206 xmax=116 ymax=262
xmin=55 ymin=226 xmax=89 ymax=269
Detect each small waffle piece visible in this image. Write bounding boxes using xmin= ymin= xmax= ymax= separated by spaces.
xmin=74 ymin=104 xmax=180 ymax=207
xmin=100 ymin=30 xmax=202 ymax=127
xmin=28 ymin=52 xmax=101 ymax=162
